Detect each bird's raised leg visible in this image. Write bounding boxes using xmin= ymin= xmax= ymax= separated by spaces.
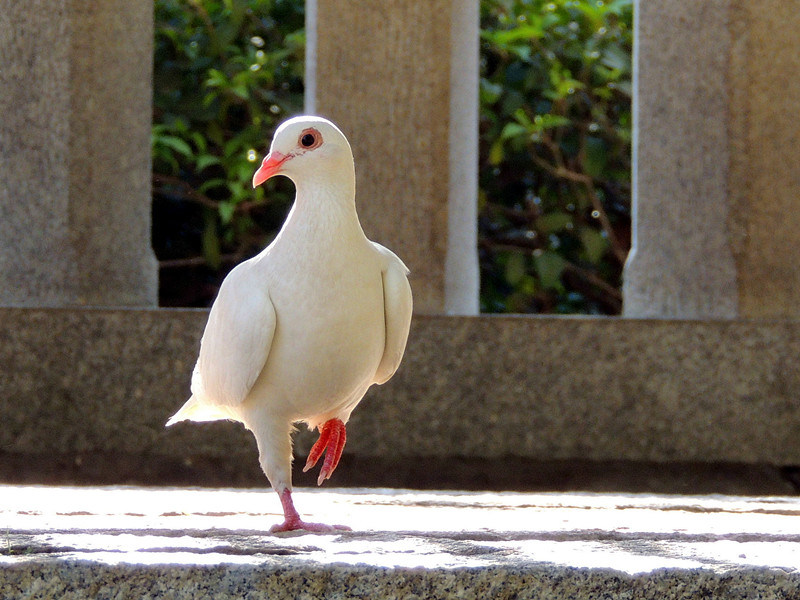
xmin=269 ymin=488 xmax=351 ymax=533
xmin=303 ymin=418 xmax=347 ymax=485
xmin=246 ymin=415 xmax=349 ymax=533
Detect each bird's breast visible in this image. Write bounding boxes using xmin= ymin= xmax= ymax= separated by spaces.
xmin=249 ymin=246 xmax=386 ymax=419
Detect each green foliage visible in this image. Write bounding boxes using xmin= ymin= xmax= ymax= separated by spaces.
xmin=152 ymin=0 xmax=632 ymax=312
xmin=152 ymin=0 xmax=304 ymax=305
xmin=479 ymin=0 xmax=632 ymax=313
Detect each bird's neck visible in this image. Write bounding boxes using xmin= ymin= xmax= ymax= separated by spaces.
xmin=284 ymin=171 xmax=366 ymax=244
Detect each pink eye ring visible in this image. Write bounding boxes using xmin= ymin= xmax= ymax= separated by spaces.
xmin=298 ymin=128 xmax=322 ymax=150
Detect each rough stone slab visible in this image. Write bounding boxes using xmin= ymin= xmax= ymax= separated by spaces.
xmin=625 ymin=0 xmax=736 ymax=318
xmin=1 ymin=485 xmax=800 ymax=599
xmin=1 ymin=309 xmax=800 ymax=488
xmin=625 ymin=0 xmax=800 ymax=318
xmin=0 ymin=0 xmax=157 ymax=307
xmin=727 ymin=2 xmax=800 ymax=317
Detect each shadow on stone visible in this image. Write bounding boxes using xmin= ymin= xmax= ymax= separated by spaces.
xmin=0 ymin=451 xmax=797 ymax=496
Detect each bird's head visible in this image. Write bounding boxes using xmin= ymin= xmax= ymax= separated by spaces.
xmin=252 ymin=116 xmax=353 ymax=188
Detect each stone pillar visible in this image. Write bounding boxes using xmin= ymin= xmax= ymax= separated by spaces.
xmin=0 ymin=0 xmax=158 ymax=307
xmin=306 ymin=0 xmax=479 ymax=315
xmin=624 ymin=1 xmax=800 ymax=318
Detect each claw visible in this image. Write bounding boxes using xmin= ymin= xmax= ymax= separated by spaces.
xmin=303 ymin=418 xmax=347 ymax=485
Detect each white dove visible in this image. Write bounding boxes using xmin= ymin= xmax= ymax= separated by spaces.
xmin=167 ymin=115 xmax=413 ymax=532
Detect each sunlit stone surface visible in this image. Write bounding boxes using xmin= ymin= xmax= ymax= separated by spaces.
xmin=2 ymin=486 xmax=799 ymax=597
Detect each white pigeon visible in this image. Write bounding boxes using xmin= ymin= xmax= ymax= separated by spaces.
xmin=167 ymin=115 xmax=413 ymax=532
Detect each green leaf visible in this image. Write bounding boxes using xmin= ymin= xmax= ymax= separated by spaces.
xmin=479 ymin=79 xmax=503 ymax=105
xmin=219 ymin=201 xmax=236 ymax=225
xmin=233 ymin=161 xmax=255 ymax=184
xmin=580 ymin=228 xmax=609 ymax=264
xmin=198 ymin=178 xmax=227 ymax=194
xmin=583 ymin=136 xmax=607 ymax=178
xmin=519 ymin=274 xmax=536 ymax=296
xmin=157 ymin=135 xmax=194 ymax=159
xmin=231 ymin=83 xmax=249 ymax=101
xmin=500 ymin=122 xmax=528 ymax=141
xmin=488 ymin=138 xmax=505 ymax=166
xmin=205 ymin=68 xmax=229 ymax=89
xmin=223 ymin=136 xmax=246 ymax=158
xmin=532 ymin=114 xmax=571 ymax=131
xmin=601 ymin=44 xmax=630 ymax=73
xmin=536 ymin=212 xmax=572 ymax=233
xmin=190 ymin=131 xmax=208 ymax=153
xmin=534 ymin=251 xmax=567 ymax=291
xmin=227 ymin=180 xmax=247 ymax=204
xmin=512 ymin=107 xmax=533 ymax=128
xmin=195 ymin=154 xmax=221 ymax=172
xmin=504 ymin=252 xmax=527 ymax=286
xmin=488 ymin=25 xmax=544 ymax=46
xmin=574 ymin=3 xmax=603 ymax=27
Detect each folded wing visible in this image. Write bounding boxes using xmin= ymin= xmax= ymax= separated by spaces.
xmin=193 ymin=262 xmax=277 ymax=406
xmin=372 ymin=243 xmax=413 ymax=385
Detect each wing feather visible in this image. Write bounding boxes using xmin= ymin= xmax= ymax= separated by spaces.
xmin=192 ymin=262 xmax=276 ymax=406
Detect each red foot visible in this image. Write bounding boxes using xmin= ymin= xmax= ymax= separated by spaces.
xmin=303 ymin=418 xmax=347 ymax=485
xmin=270 ymin=488 xmax=351 ymax=533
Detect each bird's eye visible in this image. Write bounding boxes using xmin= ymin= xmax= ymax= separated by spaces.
xmin=301 ymin=133 xmax=315 ymax=147
xmin=298 ymin=128 xmax=321 ymax=150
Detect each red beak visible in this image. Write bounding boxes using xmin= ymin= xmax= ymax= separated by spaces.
xmin=252 ymin=151 xmax=288 ymax=187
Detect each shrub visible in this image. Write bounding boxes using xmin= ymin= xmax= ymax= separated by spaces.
xmin=152 ymin=0 xmax=632 ymax=313
xmin=479 ymin=0 xmax=632 ymax=313
xmin=152 ymin=0 xmax=304 ymax=306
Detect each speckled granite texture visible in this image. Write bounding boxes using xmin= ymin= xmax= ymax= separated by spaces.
xmin=3 ymin=564 xmax=799 ymax=600
xmin=2 ymin=486 xmax=800 ymax=599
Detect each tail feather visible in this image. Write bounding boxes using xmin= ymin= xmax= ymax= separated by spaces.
xmin=166 ymin=396 xmax=233 ymax=426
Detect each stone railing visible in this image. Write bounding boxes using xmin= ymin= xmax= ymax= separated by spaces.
xmin=2 ymin=0 xmax=799 ymax=493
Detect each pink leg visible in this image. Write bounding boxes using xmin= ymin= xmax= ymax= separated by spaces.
xmin=303 ymin=418 xmax=347 ymax=485
xmin=269 ymin=488 xmax=351 ymax=533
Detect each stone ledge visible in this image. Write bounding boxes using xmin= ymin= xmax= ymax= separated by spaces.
xmin=2 ymin=485 xmax=800 ymax=599
xmin=2 ymin=308 xmax=800 ymax=483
